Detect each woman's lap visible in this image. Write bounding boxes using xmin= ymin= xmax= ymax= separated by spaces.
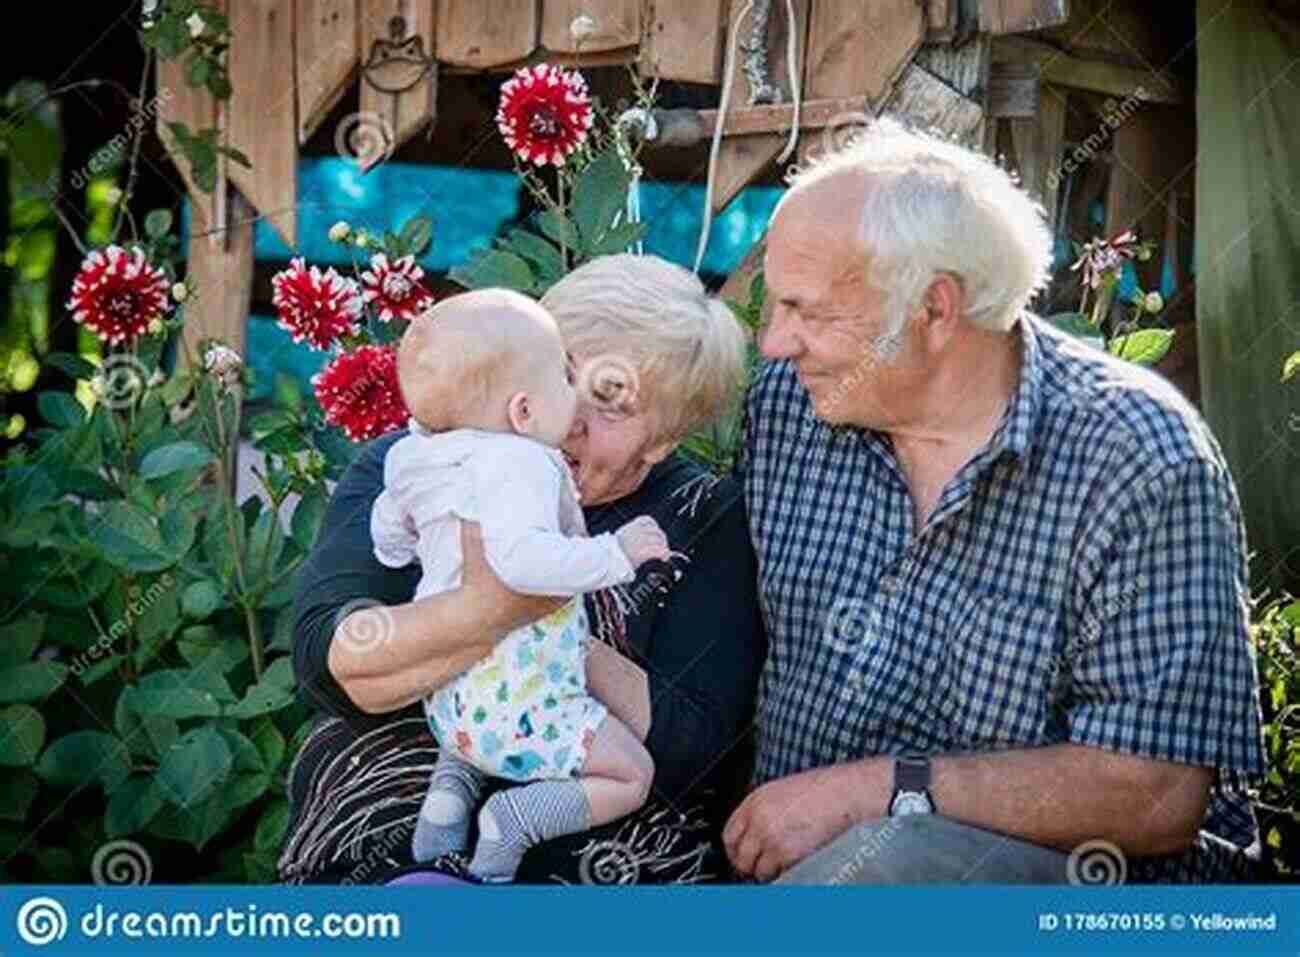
xmin=280 ymin=714 xmax=733 ymax=885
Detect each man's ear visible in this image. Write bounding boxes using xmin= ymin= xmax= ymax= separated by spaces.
xmin=506 ymin=392 xmax=531 ymax=434
xmin=917 ymin=273 xmax=964 ymax=344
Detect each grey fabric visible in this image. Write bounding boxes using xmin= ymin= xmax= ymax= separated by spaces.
xmin=777 ymin=815 xmax=1070 ymax=885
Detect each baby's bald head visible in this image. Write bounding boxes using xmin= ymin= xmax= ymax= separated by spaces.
xmin=398 ymin=289 xmax=562 ymax=432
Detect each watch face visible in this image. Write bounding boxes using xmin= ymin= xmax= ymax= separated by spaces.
xmin=891 ymin=792 xmax=932 ymax=816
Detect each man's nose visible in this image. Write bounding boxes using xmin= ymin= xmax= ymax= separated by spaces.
xmin=760 ymin=306 xmax=801 ymax=361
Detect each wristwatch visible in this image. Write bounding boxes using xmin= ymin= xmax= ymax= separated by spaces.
xmin=889 ymin=754 xmax=935 ymax=817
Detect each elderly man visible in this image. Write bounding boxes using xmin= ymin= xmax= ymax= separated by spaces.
xmin=724 ymin=118 xmax=1267 ymax=884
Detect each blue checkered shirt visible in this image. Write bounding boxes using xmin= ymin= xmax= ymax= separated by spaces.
xmin=741 ymin=314 xmax=1268 ymax=882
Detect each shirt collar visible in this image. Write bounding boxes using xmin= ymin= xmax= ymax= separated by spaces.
xmin=987 ymin=313 xmax=1044 ymax=462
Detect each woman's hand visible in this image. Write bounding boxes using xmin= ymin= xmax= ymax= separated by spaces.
xmin=460 ymin=521 xmax=567 ymax=633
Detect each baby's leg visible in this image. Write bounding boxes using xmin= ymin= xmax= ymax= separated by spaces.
xmin=412 ymin=749 xmax=486 ymax=862
xmin=468 ymin=716 xmax=654 ymax=881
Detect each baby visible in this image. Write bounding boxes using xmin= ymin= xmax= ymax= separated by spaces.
xmin=371 ymin=288 xmax=668 ymax=882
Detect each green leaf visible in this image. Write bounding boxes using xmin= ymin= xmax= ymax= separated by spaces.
xmin=255 ymin=799 xmax=290 ymax=853
xmin=147 ymin=788 xmax=233 ymax=851
xmin=0 ymin=769 xmax=40 ymax=822
xmin=0 ymin=661 xmax=68 ymax=704
xmin=128 ymin=668 xmax=234 ymax=719
xmin=144 ymin=209 xmax=174 ymax=239
xmin=263 ymin=656 xmax=295 ymax=690
xmin=159 ymin=503 xmax=198 ymax=560
xmin=4 ymin=465 xmax=59 ymax=514
xmin=244 ymin=507 xmax=284 ymax=584
xmin=114 ymin=688 xmax=179 ymax=761
xmin=503 ymin=229 xmax=566 ymax=285
xmin=224 ymin=770 xmax=272 ymax=810
xmin=155 ymin=725 xmax=233 ymax=808
xmin=215 ymin=727 xmax=264 ymax=774
xmin=249 ymin=718 xmax=286 ymax=774
xmin=138 ymin=440 xmax=214 ymax=480
xmin=225 ymin=679 xmax=295 ymax=720
xmin=0 ymin=613 xmax=44 ymax=668
xmin=90 ymin=501 xmax=174 ymax=572
xmin=176 ymin=625 xmax=248 ymax=673
xmin=56 ymin=467 xmax=120 ymax=500
xmin=537 ymin=209 xmax=580 ymax=249
xmin=35 ymin=731 xmax=131 ymax=792
xmin=181 ymin=580 xmax=223 ymax=620
xmin=290 ymin=487 xmax=327 ymax=551
xmin=1283 ymin=350 xmax=1300 ymax=383
xmin=0 ymin=705 xmax=45 ymax=766
xmin=572 ymin=149 xmax=631 ymax=253
xmin=77 ymin=654 xmax=125 ymax=688
xmin=187 ymin=53 xmax=211 ymax=89
xmin=448 ymin=249 xmax=536 ymax=294
xmin=1046 ymin=311 xmax=1102 ymax=340
xmin=105 ymin=774 xmax=165 ymax=837
xmin=399 ymin=216 xmax=434 ymax=258
xmin=37 ymin=390 xmax=85 ymax=428
xmin=585 ymin=220 xmax=648 ymax=258
xmin=44 ymin=351 xmax=98 ymax=379
xmin=1109 ymin=328 xmax=1174 ymax=365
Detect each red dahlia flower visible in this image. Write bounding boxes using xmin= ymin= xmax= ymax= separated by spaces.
xmin=496 ymin=63 xmax=594 ymax=167
xmin=67 ymin=245 xmax=170 ymax=346
xmin=361 ymin=253 xmax=435 ymax=323
xmin=271 ymin=257 xmax=363 ymax=350
xmin=312 ymin=344 xmax=409 ymax=442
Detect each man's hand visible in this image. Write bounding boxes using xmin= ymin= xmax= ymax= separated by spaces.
xmin=723 ymin=759 xmax=890 ymax=882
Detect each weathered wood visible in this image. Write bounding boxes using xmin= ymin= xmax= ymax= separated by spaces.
xmin=805 ymin=0 xmax=924 ymax=102
xmin=296 ymin=0 xmax=358 ymax=145
xmin=181 ymin=190 xmax=255 ymax=360
xmin=978 ymin=0 xmax=1069 ymax=34
xmin=880 ymin=63 xmax=984 ymax=145
xmin=640 ymin=0 xmax=727 ymax=84
xmin=541 ymin=0 xmax=639 ymax=54
xmin=436 ymin=0 xmax=539 ymax=68
xmin=648 ymin=96 xmax=873 ymax=144
xmin=360 ymin=0 xmax=438 ymax=170
xmin=915 ymin=33 xmax=991 ymax=142
xmin=1036 ymin=83 xmax=1066 ymax=229
xmin=226 ymin=0 xmax=297 ymax=249
xmin=711 ymin=0 xmax=810 ymax=213
xmin=992 ymin=35 xmax=1183 ymax=103
xmin=987 ymin=60 xmax=1040 ymax=117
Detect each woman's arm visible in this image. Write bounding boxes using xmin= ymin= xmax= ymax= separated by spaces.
xmin=293 ymin=436 xmax=563 ymax=719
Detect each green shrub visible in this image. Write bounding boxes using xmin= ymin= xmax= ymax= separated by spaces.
xmin=1251 ymin=599 xmax=1300 ymax=878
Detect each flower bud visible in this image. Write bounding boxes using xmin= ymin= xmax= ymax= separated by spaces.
xmin=570 ymin=14 xmax=598 ymax=41
xmin=1144 ymin=291 xmax=1164 ymax=314
xmin=8 ymin=353 xmax=39 ymax=393
xmin=4 ymin=414 xmax=25 ymax=439
xmin=171 ymin=282 xmax=188 ymax=303
xmin=147 ymin=317 xmax=165 ymax=335
xmin=328 ymin=221 xmax=352 ymax=243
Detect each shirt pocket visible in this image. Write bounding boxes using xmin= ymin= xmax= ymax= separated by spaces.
xmin=935 ymin=591 xmax=1063 ymax=750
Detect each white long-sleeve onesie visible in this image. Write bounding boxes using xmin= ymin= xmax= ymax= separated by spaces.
xmin=370 ymin=425 xmax=634 ymax=780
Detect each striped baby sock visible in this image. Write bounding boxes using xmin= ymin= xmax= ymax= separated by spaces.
xmin=469 ymin=780 xmax=592 ymax=882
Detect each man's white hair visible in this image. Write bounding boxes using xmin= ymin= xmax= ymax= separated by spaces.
xmin=787 ymin=116 xmax=1053 ymax=337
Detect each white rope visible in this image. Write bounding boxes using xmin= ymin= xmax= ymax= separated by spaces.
xmin=693 ymin=0 xmax=802 ymax=273
xmin=694 ymin=0 xmax=754 ymax=274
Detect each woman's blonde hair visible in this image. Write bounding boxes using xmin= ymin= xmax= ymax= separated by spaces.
xmin=540 ymin=254 xmax=748 ymax=443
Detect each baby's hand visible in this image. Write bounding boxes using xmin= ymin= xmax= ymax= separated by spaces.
xmin=615 ymin=516 xmax=670 ymax=568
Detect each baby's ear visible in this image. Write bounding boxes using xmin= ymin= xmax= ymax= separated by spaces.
xmin=506 ymin=391 xmax=532 ymax=434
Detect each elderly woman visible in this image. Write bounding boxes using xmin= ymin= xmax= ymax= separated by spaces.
xmin=279 ymin=254 xmax=766 ymax=885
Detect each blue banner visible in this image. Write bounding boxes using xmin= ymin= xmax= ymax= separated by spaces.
xmin=1 ymin=885 xmax=1297 ymax=955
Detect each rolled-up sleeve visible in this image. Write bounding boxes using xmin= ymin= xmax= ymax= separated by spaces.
xmin=1066 ymin=457 xmax=1267 ymax=781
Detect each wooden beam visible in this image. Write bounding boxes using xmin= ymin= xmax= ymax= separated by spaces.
xmin=992 ymin=35 xmax=1184 ymax=104
xmin=360 ymin=0 xmax=438 ymax=171
xmin=181 ymin=190 xmax=255 ymax=361
xmin=435 ymin=0 xmax=539 ymax=69
xmin=647 ymin=96 xmax=873 ymax=145
xmin=926 ymin=0 xmax=959 ymax=42
xmin=881 ymin=63 xmax=984 ymax=145
xmin=226 ymin=0 xmax=297 ymax=250
xmin=296 ymin=0 xmax=358 ymax=145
